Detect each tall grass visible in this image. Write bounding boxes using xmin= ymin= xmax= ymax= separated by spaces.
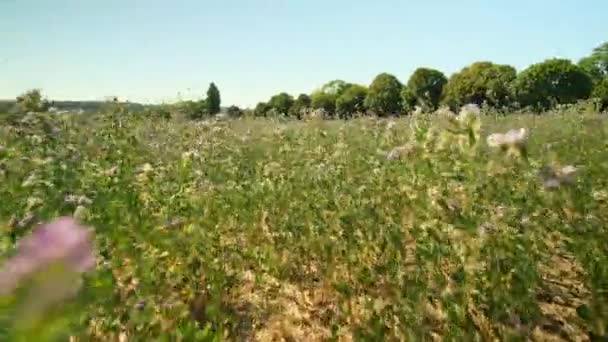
xmin=1 ymin=109 xmax=607 ymax=340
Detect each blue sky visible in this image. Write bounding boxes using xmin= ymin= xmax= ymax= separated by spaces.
xmin=1 ymin=0 xmax=606 ymax=107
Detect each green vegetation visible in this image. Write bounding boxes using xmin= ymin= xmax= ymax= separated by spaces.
xmin=364 ymin=73 xmax=403 ymax=116
xmin=206 ymin=83 xmax=222 ymax=115
xmin=1 ymin=107 xmax=607 ymax=340
xmin=442 ymin=62 xmax=516 ymax=109
xmin=406 ymin=67 xmax=447 ymax=111
xmin=513 ymin=59 xmax=593 ymax=111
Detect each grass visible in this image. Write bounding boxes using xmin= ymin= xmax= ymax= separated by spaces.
xmin=1 ymin=109 xmax=608 ymax=340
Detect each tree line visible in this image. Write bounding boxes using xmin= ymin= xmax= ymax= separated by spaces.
xmin=254 ymin=42 xmax=608 ymax=118
xmin=4 ymin=42 xmax=607 ymax=119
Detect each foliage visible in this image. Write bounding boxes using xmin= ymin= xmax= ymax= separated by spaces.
xmin=310 ymin=91 xmax=337 ymax=117
xmin=593 ymin=77 xmax=608 ymax=111
xmin=226 ymin=105 xmax=242 ymax=117
xmin=289 ymin=94 xmax=311 ymax=119
xmin=178 ymin=100 xmax=207 ymax=120
xmin=364 ymin=73 xmax=403 ymax=116
xmin=335 ymin=85 xmax=367 ymax=119
xmin=442 ymin=62 xmax=516 ymax=109
xmin=579 ymin=42 xmax=608 ymax=84
xmin=320 ymin=80 xmax=350 ymax=97
xmin=407 ymin=68 xmax=447 ymax=111
xmin=254 ymin=102 xmax=271 ymax=117
xmin=513 ymin=58 xmax=593 ymax=110
xmin=206 ymin=83 xmax=221 ymax=115
xmin=14 ymin=89 xmax=50 ymax=114
xmin=267 ymin=93 xmax=294 ymax=115
xmin=401 ymin=87 xmax=418 ymax=113
xmin=1 ymin=110 xmax=608 ymax=340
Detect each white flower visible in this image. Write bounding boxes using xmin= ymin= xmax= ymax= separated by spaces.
xmin=539 ymin=165 xmax=577 ymax=188
xmin=487 ymin=128 xmax=528 ymax=147
xmin=458 ymin=103 xmax=480 ymax=121
xmin=383 ymin=145 xmax=414 ymax=160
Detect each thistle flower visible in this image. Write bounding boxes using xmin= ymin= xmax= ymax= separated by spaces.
xmin=0 ymin=217 xmax=95 ymax=295
xmin=487 ymin=128 xmax=528 ymax=147
xmin=381 ymin=144 xmax=414 ymax=160
xmin=458 ymin=103 xmax=480 ymax=121
xmin=539 ymin=165 xmax=577 ymax=188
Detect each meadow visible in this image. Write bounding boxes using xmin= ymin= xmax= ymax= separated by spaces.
xmin=1 ymin=107 xmax=608 ymax=341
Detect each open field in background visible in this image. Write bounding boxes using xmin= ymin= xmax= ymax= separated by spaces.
xmin=1 ymin=109 xmax=608 ymax=340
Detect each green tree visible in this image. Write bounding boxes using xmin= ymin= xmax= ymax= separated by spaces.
xmin=15 ymin=89 xmax=50 ymax=113
xmin=593 ymin=77 xmax=608 ymax=111
xmin=254 ymin=102 xmax=270 ymax=117
xmin=336 ymin=84 xmax=367 ymax=119
xmin=364 ymin=73 xmax=403 ymax=116
xmin=226 ymin=105 xmax=242 ymax=117
xmin=513 ymin=58 xmax=592 ymax=110
xmin=310 ymin=91 xmax=337 ymax=116
xmin=442 ymin=62 xmax=516 ymax=109
xmin=401 ymin=87 xmax=418 ymax=113
xmin=181 ymin=100 xmax=207 ymax=120
xmin=290 ymin=94 xmax=311 ymax=119
xmin=579 ymin=42 xmax=608 ymax=84
xmin=206 ymin=82 xmax=221 ymax=115
xmin=406 ymin=68 xmax=447 ymax=111
xmin=320 ymin=80 xmax=350 ymax=97
xmin=268 ymin=93 xmax=294 ymax=115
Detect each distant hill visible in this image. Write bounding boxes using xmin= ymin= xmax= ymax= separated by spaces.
xmin=0 ymin=99 xmax=147 ymax=113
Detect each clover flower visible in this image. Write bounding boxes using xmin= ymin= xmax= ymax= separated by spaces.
xmin=0 ymin=217 xmax=95 ymax=295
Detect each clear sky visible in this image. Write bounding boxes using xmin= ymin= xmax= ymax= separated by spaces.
xmin=1 ymin=0 xmax=606 ymax=108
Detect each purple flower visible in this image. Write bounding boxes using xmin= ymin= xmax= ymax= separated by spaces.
xmin=0 ymin=217 xmax=95 ymax=295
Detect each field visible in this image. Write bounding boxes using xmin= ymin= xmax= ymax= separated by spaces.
xmin=1 ymin=109 xmax=608 ymax=341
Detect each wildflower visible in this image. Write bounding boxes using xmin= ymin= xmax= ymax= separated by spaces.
xmin=26 ymin=196 xmax=44 ymax=211
xmin=17 ymin=213 xmax=37 ymax=229
xmin=0 ymin=217 xmax=95 ymax=295
xmin=136 ymin=163 xmax=154 ymax=174
xmin=486 ymin=128 xmax=528 ymax=147
xmin=539 ymin=165 xmax=577 ymax=188
xmin=22 ymin=174 xmax=38 ymax=187
xmin=64 ymin=194 xmax=92 ymax=206
xmin=435 ymin=106 xmax=456 ymax=118
xmin=381 ymin=144 xmax=414 ymax=160
xmin=458 ymin=103 xmax=480 ymax=121
xmin=386 ymin=120 xmax=396 ymax=130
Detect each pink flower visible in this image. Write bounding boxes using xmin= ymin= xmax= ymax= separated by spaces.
xmin=0 ymin=217 xmax=95 ymax=295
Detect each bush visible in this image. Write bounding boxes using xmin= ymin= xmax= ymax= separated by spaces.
xmin=442 ymin=62 xmax=516 ymax=109
xmin=364 ymin=73 xmax=403 ymax=116
xmin=513 ymin=58 xmax=593 ymax=111
xmin=407 ymin=68 xmax=447 ymax=111
xmin=336 ymin=85 xmax=367 ymax=119
xmin=14 ymin=89 xmax=50 ymax=113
